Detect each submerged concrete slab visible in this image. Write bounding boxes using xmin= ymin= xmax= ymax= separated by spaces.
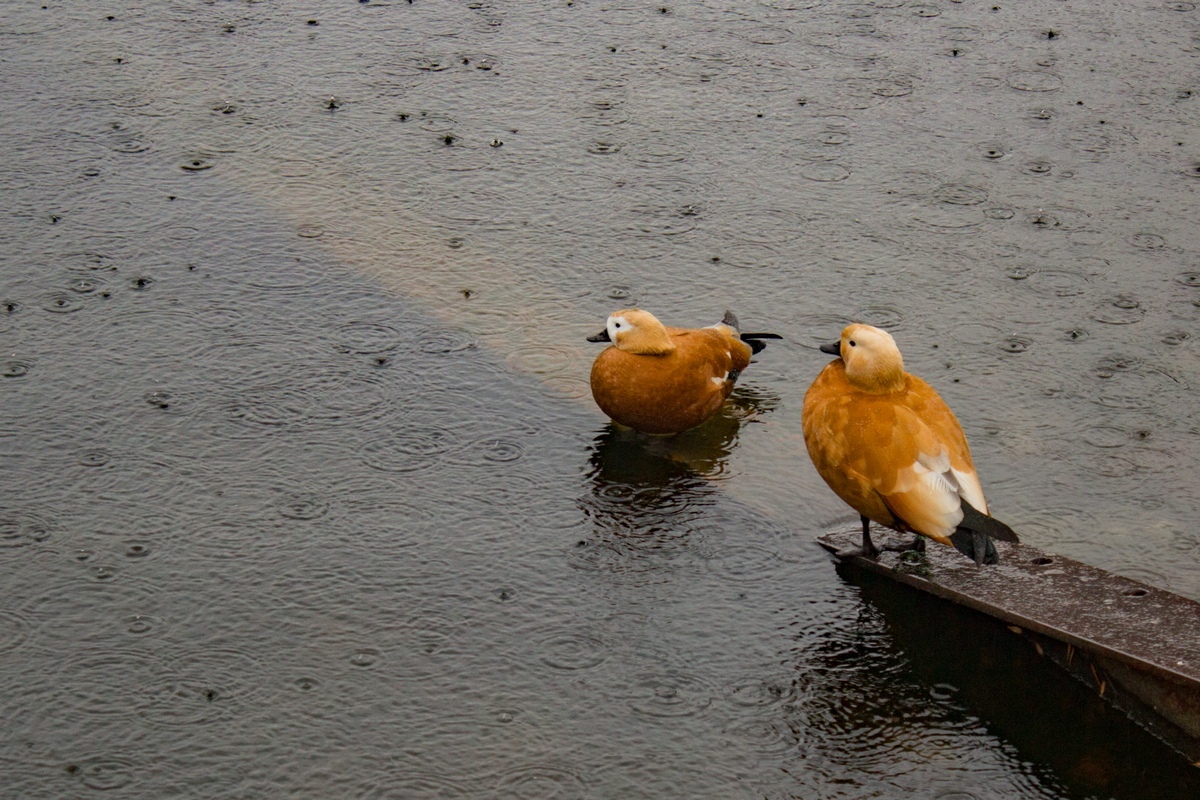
xmin=817 ymin=530 xmax=1200 ymax=765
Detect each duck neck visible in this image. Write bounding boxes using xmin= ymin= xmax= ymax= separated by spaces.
xmin=844 ymin=362 xmax=906 ymax=394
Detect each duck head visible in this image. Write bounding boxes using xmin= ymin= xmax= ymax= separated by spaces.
xmin=821 ymin=323 xmax=906 ymax=393
xmin=586 ymin=309 xmax=676 ymax=355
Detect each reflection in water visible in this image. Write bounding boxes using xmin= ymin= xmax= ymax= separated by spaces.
xmin=575 ymin=387 xmax=778 ymax=579
xmin=587 ymin=385 xmax=779 ymax=483
xmin=780 ymin=564 xmax=1200 ymax=799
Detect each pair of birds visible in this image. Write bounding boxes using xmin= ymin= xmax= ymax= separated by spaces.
xmin=587 ymin=309 xmax=1019 ymax=565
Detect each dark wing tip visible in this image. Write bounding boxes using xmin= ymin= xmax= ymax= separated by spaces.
xmin=721 ymin=310 xmax=741 ymax=332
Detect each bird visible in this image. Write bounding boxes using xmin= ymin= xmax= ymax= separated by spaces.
xmin=586 ymin=309 xmax=780 ymax=435
xmin=801 ymin=323 xmax=1018 ymax=565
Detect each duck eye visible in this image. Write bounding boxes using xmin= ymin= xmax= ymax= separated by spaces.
xmin=848 ymin=340 xmax=856 ymax=347
xmin=614 ymin=322 xmax=622 ymax=328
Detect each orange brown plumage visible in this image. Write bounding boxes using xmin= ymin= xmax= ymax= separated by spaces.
xmin=802 ymin=323 xmax=1017 ymax=564
xmin=587 ymin=309 xmax=778 ymax=435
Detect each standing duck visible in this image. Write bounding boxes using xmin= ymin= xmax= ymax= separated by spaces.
xmin=587 ymin=309 xmax=779 ymax=435
xmin=802 ymin=323 xmax=1018 ymax=565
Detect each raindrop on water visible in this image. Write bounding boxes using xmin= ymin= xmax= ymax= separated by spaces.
xmin=124 ymin=543 xmax=151 ymax=558
xmin=180 ymin=158 xmax=213 ymax=171
xmin=1130 ymin=232 xmax=1167 ymax=249
xmin=3 ymin=360 xmax=32 ymax=378
xmin=1006 ymin=266 xmax=1034 ymax=280
xmin=275 ymin=492 xmax=329 ymax=520
xmin=79 ymin=450 xmax=112 ymax=468
xmin=349 ymin=648 xmax=380 ymax=667
xmin=1000 ymin=336 xmax=1031 ymax=354
xmin=43 ymin=292 xmax=83 ymax=313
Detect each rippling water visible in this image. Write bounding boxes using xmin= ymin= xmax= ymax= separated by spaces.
xmin=2 ymin=1 xmax=1199 ymax=797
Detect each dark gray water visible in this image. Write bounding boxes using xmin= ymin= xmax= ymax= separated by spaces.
xmin=2 ymin=1 xmax=1199 ymax=797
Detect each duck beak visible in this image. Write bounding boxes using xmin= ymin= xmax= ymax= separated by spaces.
xmin=819 ymin=341 xmax=841 ymax=355
xmin=587 ymin=329 xmax=611 ymax=343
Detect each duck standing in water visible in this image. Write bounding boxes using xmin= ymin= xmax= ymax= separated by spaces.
xmin=587 ymin=309 xmax=780 ymax=435
xmin=802 ymin=323 xmax=1018 ymax=565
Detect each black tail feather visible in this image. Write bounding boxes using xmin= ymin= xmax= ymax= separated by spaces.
xmin=950 ymin=529 xmax=998 ymax=566
xmin=949 ymin=500 xmax=1019 ymax=566
xmin=960 ymin=500 xmax=1019 ymax=543
xmin=743 ymin=337 xmax=770 ymax=355
xmin=740 ymin=332 xmax=783 ymax=354
xmin=718 ymin=311 xmax=782 ymax=354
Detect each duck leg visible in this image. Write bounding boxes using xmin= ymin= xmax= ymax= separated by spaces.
xmin=860 ymin=515 xmax=880 ymax=558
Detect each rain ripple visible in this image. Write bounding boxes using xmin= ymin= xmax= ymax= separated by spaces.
xmin=55 ymin=650 xmax=173 ymax=717
xmin=535 ymin=629 xmax=610 ymax=671
xmin=1092 ymin=296 xmax=1145 ymax=325
xmin=224 ymin=252 xmax=326 ymax=293
xmin=65 ymin=756 xmax=136 ymax=791
xmin=359 ymin=424 xmax=459 ymax=473
xmin=707 ymin=543 xmax=789 ymax=582
xmin=1007 ymin=70 xmax=1064 ymax=92
xmin=23 ymin=578 xmax=163 ymax=645
xmin=799 ymin=161 xmax=851 ymax=182
xmin=0 ymin=508 xmax=54 ymax=548
xmin=333 ymin=321 xmax=404 ymax=355
xmin=274 ymin=490 xmax=330 ymax=521
xmin=726 ymin=674 xmax=792 ymax=708
xmin=493 ymin=765 xmax=588 ymax=800
xmin=145 ymin=647 xmax=270 ymax=725
xmin=357 ymin=774 xmax=472 ymax=799
xmin=626 ymin=670 xmax=715 ymax=718
xmin=505 ymin=344 xmax=582 ymax=377
xmin=724 ymin=716 xmax=803 ymax=756
xmin=934 ymin=183 xmax=988 ymax=205
xmin=2 ymin=359 xmax=34 ymax=379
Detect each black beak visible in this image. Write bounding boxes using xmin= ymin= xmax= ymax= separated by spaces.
xmin=587 ymin=329 xmax=611 ymax=343
xmin=819 ymin=341 xmax=841 ymax=355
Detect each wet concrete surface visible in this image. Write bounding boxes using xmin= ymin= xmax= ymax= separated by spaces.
xmin=2 ymin=1 xmax=1199 ymax=797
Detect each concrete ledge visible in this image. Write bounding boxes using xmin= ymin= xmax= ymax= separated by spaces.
xmin=818 ymin=530 xmax=1200 ymax=765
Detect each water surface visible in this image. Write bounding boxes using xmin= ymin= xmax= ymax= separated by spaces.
xmin=2 ymin=1 xmax=1200 ymax=797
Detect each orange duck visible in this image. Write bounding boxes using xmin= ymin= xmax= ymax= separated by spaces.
xmin=802 ymin=323 xmax=1018 ymax=565
xmin=587 ymin=309 xmax=779 ymax=435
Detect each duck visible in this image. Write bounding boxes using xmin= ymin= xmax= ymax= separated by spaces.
xmin=587 ymin=309 xmax=780 ymax=435
xmin=801 ymin=323 xmax=1018 ymax=565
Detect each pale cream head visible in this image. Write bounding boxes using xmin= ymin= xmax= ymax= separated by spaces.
xmin=607 ymin=309 xmax=675 ymax=355
xmin=839 ymin=323 xmax=905 ymax=392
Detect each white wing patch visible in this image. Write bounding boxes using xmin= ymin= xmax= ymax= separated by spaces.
xmin=914 ymin=450 xmax=956 ymax=494
xmin=711 ymin=373 xmax=728 ymax=386
xmin=891 ymin=451 xmax=963 ymax=539
xmin=911 ymin=450 xmax=989 ymax=518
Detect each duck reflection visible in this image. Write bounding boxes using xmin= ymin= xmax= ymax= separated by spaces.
xmin=780 ymin=562 xmax=1200 ymax=798
xmin=574 ymin=387 xmax=778 ymax=577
